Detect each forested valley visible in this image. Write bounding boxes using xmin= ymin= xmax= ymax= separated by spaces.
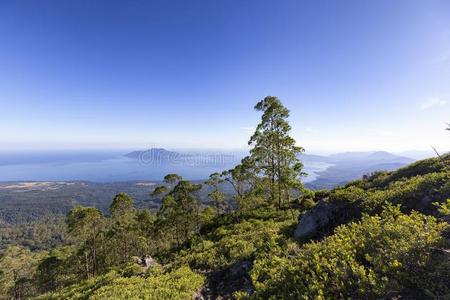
xmin=1 ymin=97 xmax=449 ymax=299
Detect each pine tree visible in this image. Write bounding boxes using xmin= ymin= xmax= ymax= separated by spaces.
xmin=205 ymin=173 xmax=226 ymax=215
xmin=66 ymin=206 xmax=105 ymax=278
xmin=107 ymin=193 xmax=147 ymax=267
xmin=221 ymin=156 xmax=264 ymax=211
xmin=154 ymin=175 xmax=201 ymax=249
xmin=248 ymin=96 xmax=305 ymax=208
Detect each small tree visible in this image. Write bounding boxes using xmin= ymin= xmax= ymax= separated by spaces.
xmin=107 ymin=193 xmax=147 ymax=267
xmin=221 ymin=156 xmax=266 ymax=211
xmin=205 ymin=173 xmax=226 ymax=215
xmin=154 ymin=175 xmax=201 ymax=250
xmin=0 ymin=246 xmax=38 ymax=299
xmin=136 ymin=209 xmax=156 ymax=253
xmin=66 ymin=206 xmax=105 ymax=278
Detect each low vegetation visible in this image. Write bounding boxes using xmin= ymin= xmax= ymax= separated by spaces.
xmin=251 ymin=205 xmax=449 ymax=299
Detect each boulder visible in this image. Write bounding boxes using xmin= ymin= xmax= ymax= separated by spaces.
xmin=294 ymin=200 xmax=336 ymax=240
xmin=294 ymin=199 xmax=362 ymax=241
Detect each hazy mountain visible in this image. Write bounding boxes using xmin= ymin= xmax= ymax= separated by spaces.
xmin=0 ymin=149 xmax=417 ymax=186
xmin=125 ymin=148 xmax=182 ymax=161
xmin=304 ymin=151 xmax=415 ymax=189
xmin=326 ymin=151 xmax=412 ymax=163
xmin=397 ymin=150 xmax=436 ymax=160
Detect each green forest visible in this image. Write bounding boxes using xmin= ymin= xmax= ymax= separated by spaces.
xmin=1 ymin=97 xmax=449 ymax=299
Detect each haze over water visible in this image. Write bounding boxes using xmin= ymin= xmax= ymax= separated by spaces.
xmin=0 ymin=150 xmax=331 ymax=182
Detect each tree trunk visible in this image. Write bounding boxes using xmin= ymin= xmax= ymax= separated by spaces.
xmin=84 ymin=251 xmax=90 ymax=279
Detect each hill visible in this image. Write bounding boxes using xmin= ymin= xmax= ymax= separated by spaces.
xmin=303 ymin=151 xmax=414 ymax=189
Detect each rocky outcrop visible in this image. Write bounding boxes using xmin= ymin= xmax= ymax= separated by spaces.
xmin=294 ymin=199 xmax=362 ymax=241
xmin=199 ymin=260 xmax=254 ymax=299
xmin=294 ymin=200 xmax=337 ymax=240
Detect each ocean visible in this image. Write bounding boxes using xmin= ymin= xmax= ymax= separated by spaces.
xmin=0 ymin=150 xmax=330 ymax=182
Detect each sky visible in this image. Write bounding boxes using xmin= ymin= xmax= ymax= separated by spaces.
xmin=0 ymin=0 xmax=449 ymax=153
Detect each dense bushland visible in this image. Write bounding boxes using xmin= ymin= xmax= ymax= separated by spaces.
xmin=250 ymin=205 xmax=449 ymax=299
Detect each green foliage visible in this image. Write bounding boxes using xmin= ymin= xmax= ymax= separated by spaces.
xmin=198 ymin=206 xmax=217 ymax=228
xmin=251 ymin=205 xmax=449 ymax=299
xmin=323 ymin=167 xmax=450 ymax=216
xmin=136 ymin=208 xmax=155 ymax=250
xmin=328 ymin=186 xmax=367 ymax=203
xmin=37 ymin=266 xmax=204 ymax=300
xmin=434 ymin=199 xmax=450 ymax=216
xmin=178 ymin=208 xmax=297 ymax=270
xmin=0 ymin=214 xmax=68 ymax=251
xmin=90 ymin=267 xmax=203 ymax=300
xmin=106 ymin=193 xmax=148 ymax=268
xmin=163 ymin=173 xmax=183 ymax=184
xmin=154 ymin=177 xmax=202 ymax=251
xmin=109 ymin=193 xmax=134 ymax=217
xmin=0 ymin=245 xmax=43 ymax=299
xmin=205 ymin=173 xmax=227 ymax=215
xmin=300 ymin=198 xmax=315 ymax=211
xmin=366 ymin=155 xmax=448 ymax=189
xmin=35 ymin=246 xmax=77 ymax=293
xmin=248 ymin=96 xmax=305 ymax=208
xmin=35 ymin=271 xmax=119 ymax=300
xmin=363 ymin=172 xmax=450 ymax=213
xmin=294 ymin=189 xmax=316 ymax=211
xmin=221 ymin=156 xmax=264 ymax=211
xmin=62 ymin=193 xmax=155 ymax=283
xmin=150 ymin=185 xmax=167 ymax=197
xmin=66 ymin=206 xmax=105 ymax=278
xmin=179 ymin=219 xmax=281 ymax=270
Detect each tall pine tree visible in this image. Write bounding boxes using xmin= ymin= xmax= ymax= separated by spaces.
xmin=248 ymin=96 xmax=305 ymax=208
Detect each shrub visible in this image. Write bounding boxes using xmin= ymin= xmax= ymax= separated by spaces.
xmin=178 ymin=219 xmax=287 ymax=270
xmin=373 ymin=156 xmax=448 ymax=188
xmin=328 ymin=186 xmax=367 ymax=203
xmin=363 ymin=172 xmax=450 ymax=213
xmin=36 ymin=266 xmax=204 ymax=300
xmin=35 ymin=271 xmax=119 ymax=300
xmin=90 ymin=266 xmax=203 ymax=300
xmin=434 ymin=199 xmax=450 ymax=216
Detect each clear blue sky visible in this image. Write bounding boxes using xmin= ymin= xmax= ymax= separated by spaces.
xmin=1 ymin=0 xmax=449 ymax=152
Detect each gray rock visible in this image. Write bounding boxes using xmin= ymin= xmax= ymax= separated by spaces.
xmin=294 ymin=199 xmax=362 ymax=241
xmin=294 ymin=200 xmax=337 ymax=240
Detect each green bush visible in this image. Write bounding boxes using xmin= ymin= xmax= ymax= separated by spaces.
xmin=178 ymin=218 xmax=288 ymax=270
xmin=363 ymin=172 xmax=450 ymax=213
xmin=35 ymin=271 xmax=119 ymax=300
xmin=90 ymin=266 xmax=203 ymax=300
xmin=328 ymin=186 xmax=367 ymax=203
xmin=36 ymin=266 xmax=203 ymax=300
xmin=374 ymin=156 xmax=448 ymax=188
xmin=250 ymin=205 xmax=449 ymax=299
